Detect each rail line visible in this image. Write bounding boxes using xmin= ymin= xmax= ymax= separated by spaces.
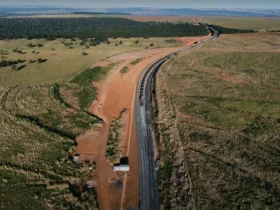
xmin=134 ymin=23 xmax=218 ymax=210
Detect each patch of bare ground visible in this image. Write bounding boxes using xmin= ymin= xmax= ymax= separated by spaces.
xmin=74 ymin=35 xmax=212 ymax=210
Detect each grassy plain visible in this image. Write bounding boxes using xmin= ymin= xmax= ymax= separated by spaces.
xmin=0 ymin=37 xmax=181 ymax=86
xmin=0 ymin=83 xmax=100 ymax=209
xmin=158 ymin=34 xmax=280 ymax=209
xmin=201 ymin=16 xmax=280 ymax=31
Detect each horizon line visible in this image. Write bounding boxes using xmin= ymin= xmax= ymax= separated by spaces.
xmin=0 ymin=5 xmax=279 ymax=10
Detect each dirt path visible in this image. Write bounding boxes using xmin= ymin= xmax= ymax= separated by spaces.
xmin=74 ymin=35 xmax=211 ymax=210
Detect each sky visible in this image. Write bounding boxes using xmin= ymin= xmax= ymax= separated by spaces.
xmin=0 ymin=0 xmax=279 ymax=9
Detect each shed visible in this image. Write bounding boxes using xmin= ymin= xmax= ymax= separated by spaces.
xmin=73 ymin=154 xmax=80 ymax=162
xmin=113 ymin=157 xmax=129 ymax=172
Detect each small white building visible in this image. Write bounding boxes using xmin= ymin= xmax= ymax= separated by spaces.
xmin=73 ymin=154 xmax=80 ymax=162
xmin=113 ymin=157 xmax=129 ymax=172
xmin=113 ymin=164 xmax=130 ymax=172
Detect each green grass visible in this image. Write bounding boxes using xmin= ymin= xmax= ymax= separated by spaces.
xmin=106 ymin=113 xmax=125 ymax=163
xmin=130 ymin=58 xmax=143 ymax=65
xmin=162 ymin=34 xmax=280 ymax=209
xmin=71 ymin=64 xmax=116 ymax=110
xmin=0 ymin=37 xmax=181 ymax=86
xmin=120 ymin=66 xmax=129 ymax=74
xmin=71 ymin=64 xmax=115 ymax=84
xmin=0 ymin=168 xmax=99 ymax=210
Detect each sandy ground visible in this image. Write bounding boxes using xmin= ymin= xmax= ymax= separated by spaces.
xmin=74 ymin=35 xmax=210 ymax=210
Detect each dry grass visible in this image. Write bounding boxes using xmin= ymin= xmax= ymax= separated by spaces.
xmin=201 ymin=16 xmax=280 ymax=31
xmin=0 ymin=83 xmax=101 ymax=209
xmin=106 ymin=110 xmax=126 ymax=163
xmin=161 ymin=34 xmax=280 ymax=209
xmin=0 ymin=37 xmax=181 ymax=86
xmin=200 ymin=33 xmax=280 ymax=51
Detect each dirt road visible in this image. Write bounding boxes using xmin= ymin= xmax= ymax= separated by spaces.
xmin=74 ymin=36 xmax=209 ymax=210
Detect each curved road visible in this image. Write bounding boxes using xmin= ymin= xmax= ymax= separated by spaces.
xmin=135 ymin=23 xmax=218 ymax=210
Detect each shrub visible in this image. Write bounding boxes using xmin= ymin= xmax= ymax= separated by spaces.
xmin=27 ymin=43 xmax=36 ymax=47
xmin=37 ymin=58 xmax=47 ymax=63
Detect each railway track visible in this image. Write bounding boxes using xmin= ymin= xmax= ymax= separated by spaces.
xmin=134 ymin=23 xmax=218 ymax=210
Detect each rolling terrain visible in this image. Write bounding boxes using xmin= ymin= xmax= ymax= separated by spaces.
xmin=154 ymin=33 xmax=280 ymax=209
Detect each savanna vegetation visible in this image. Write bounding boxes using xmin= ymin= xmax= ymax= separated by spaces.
xmin=0 ymin=52 xmax=118 ymax=208
xmin=155 ymin=34 xmax=280 ymax=209
xmin=106 ymin=111 xmax=126 ymax=163
xmin=0 ymin=37 xmax=181 ymax=86
xmin=0 ymin=84 xmax=100 ymax=209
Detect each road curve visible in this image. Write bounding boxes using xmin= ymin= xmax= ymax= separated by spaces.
xmin=135 ymin=23 xmax=218 ymax=210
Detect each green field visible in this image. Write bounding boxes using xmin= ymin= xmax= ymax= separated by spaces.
xmin=0 ymin=37 xmax=181 ymax=86
xmin=0 ymin=63 xmax=119 ymax=209
xmin=201 ymin=16 xmax=280 ymax=31
xmin=156 ymin=34 xmax=280 ymax=209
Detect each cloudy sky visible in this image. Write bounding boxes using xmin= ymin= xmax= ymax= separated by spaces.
xmin=0 ymin=0 xmax=279 ymax=9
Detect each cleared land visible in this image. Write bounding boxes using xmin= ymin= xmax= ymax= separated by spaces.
xmin=0 ymin=34 xmax=203 ymax=209
xmin=155 ymin=33 xmax=280 ymax=209
xmin=201 ymin=17 xmax=280 ymax=31
xmin=0 ymin=38 xmax=182 ymax=86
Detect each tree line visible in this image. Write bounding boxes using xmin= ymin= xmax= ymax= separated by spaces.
xmin=0 ymin=17 xmax=209 ymax=41
xmin=208 ymin=24 xmax=256 ymax=34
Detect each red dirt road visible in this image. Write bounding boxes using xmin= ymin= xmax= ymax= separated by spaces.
xmin=75 ymin=35 xmax=210 ymax=210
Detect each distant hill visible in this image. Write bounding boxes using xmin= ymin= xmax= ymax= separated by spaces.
xmin=1 ymin=6 xmax=280 ymax=17
xmin=73 ymin=12 xmax=131 ymax=15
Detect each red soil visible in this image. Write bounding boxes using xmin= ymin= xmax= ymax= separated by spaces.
xmin=74 ymin=35 xmax=211 ymax=210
